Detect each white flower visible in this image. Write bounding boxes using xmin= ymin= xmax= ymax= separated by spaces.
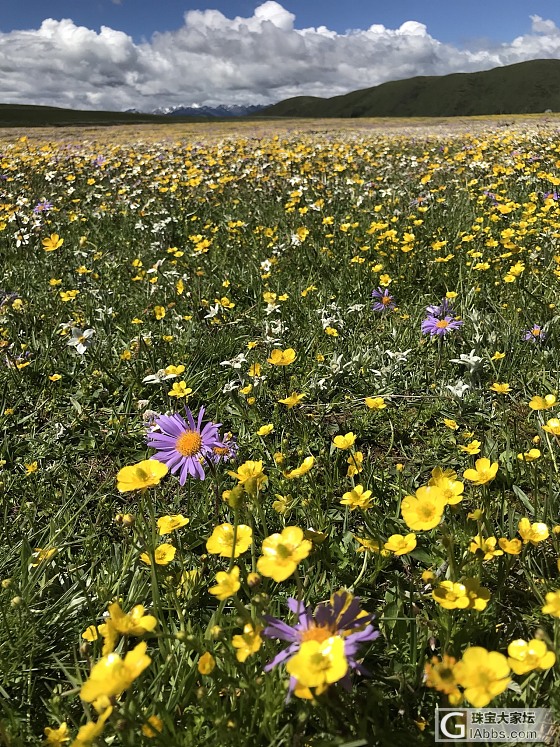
xmin=220 ymin=353 xmax=247 ymax=369
xmin=446 ymin=380 xmax=470 ymax=398
xmin=450 ymin=350 xmax=484 ymax=375
xmin=67 ymin=327 xmax=95 ymax=355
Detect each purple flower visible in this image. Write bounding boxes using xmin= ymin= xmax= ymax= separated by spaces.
xmin=421 ymin=315 xmax=463 ymax=337
xmin=208 ymin=431 xmax=238 ymax=464
xmin=371 ymin=287 xmax=396 ymax=312
xmin=523 ymin=325 xmax=546 ymax=343
xmin=147 ymin=406 xmax=224 ymax=484
xmin=263 ymin=590 xmax=378 ymax=695
xmin=33 ymin=200 xmax=53 ymax=213
xmin=426 ymin=298 xmax=452 ymax=317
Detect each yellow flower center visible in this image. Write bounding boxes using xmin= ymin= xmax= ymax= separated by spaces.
xmin=532 ymin=328 xmax=541 ymax=336
xmin=300 ymin=625 xmax=333 ymax=644
xmin=176 ymin=430 xmax=203 ymax=457
xmin=213 ymin=445 xmax=229 ymax=456
xmin=381 ymin=295 xmax=391 ymax=305
xmin=276 ymin=542 xmax=292 ymax=559
xmin=419 ymin=504 xmax=436 ymax=520
xmin=435 ymin=319 xmax=450 ymax=329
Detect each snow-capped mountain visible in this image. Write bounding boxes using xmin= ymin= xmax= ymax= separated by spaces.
xmin=150 ymin=104 xmax=266 ymax=117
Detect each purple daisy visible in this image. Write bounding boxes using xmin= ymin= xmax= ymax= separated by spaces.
xmin=523 ymin=324 xmax=546 ymax=343
xmin=263 ymin=590 xmax=378 ymax=695
xmin=426 ymin=298 xmax=453 ymax=317
xmin=208 ymin=431 xmax=238 ymax=464
xmin=421 ymin=315 xmax=463 ymax=337
xmin=371 ymin=287 xmax=396 ymax=312
xmin=146 ymin=406 xmax=224 ymax=484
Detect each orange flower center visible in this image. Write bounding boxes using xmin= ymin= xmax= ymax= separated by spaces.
xmin=435 ymin=319 xmax=450 ymax=329
xmin=213 ymin=445 xmax=229 ymax=456
xmin=300 ymin=625 xmax=334 ymax=644
xmin=381 ymin=295 xmax=391 ymax=305
xmin=176 ymin=430 xmax=203 ymax=457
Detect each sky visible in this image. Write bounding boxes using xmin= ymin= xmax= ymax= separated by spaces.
xmin=1 ymin=1 xmax=560 ymax=111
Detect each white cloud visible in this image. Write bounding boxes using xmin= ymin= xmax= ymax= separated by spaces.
xmin=0 ymin=4 xmax=559 ymax=110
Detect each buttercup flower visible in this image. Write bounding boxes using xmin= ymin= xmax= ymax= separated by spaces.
xmin=401 ymin=485 xmax=446 ymax=530
xmin=287 ymin=636 xmax=347 ymax=695
xmin=116 ymin=459 xmax=168 ymax=492
xmin=529 ymin=394 xmax=556 ymax=410
xmin=384 ymin=533 xmax=417 ymax=555
xmin=147 ymin=406 xmax=224 ymax=484
xmin=543 ymin=418 xmax=560 ymax=436
xmin=424 ymin=655 xmax=462 ymax=704
xmin=463 ymin=458 xmax=498 ymax=485
xmin=206 ymin=523 xmax=253 ymax=558
xmin=518 ymin=518 xmax=549 ymax=544
xmin=340 ymin=485 xmax=374 ymax=511
xmin=507 ymin=639 xmax=556 ymax=675
xmin=140 ymin=544 xmax=176 ymax=566
xmin=232 ymin=623 xmax=262 ymax=662
xmin=267 ymin=348 xmax=296 ymax=365
xmin=197 ymin=652 xmax=216 ymax=675
xmin=454 ymin=647 xmax=511 ymax=707
xmin=428 ymin=467 xmax=464 ymax=504
xmin=333 ymin=432 xmax=356 ymax=450
xmin=469 ymin=535 xmax=503 ymax=561
xmin=542 ymin=591 xmax=560 ymax=617
xmin=209 ymin=566 xmax=241 ymax=600
xmin=432 ymin=578 xmax=491 ymax=611
xmin=283 ymin=456 xmax=315 ymax=479
xmin=257 ymin=526 xmax=312 ymax=582
xmin=157 ymin=514 xmax=190 ymax=535
xmin=80 ymin=642 xmax=151 ymax=707
xmin=278 ymin=392 xmax=305 ymax=408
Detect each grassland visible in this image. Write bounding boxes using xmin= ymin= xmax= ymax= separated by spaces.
xmin=1 ymin=117 xmax=560 ymax=746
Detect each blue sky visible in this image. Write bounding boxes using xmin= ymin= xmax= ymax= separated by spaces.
xmin=1 ymin=1 xmax=559 ymax=110
xmin=3 ymin=0 xmax=559 ymax=44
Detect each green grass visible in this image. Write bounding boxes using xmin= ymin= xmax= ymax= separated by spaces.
xmin=0 ymin=122 xmax=559 ymax=746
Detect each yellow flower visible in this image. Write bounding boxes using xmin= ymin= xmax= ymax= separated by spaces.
xmin=227 ymin=460 xmax=267 ymax=492
xmin=98 ymin=602 xmax=157 ymax=655
xmin=257 ymin=526 xmax=312 ymax=582
xmin=80 ymin=643 xmax=150 ymax=710
xmin=325 ymin=326 xmax=339 ymax=337
xmin=165 ymin=364 xmax=185 ymax=376
xmin=197 ymin=652 xmax=216 ymax=675
xmin=267 ymin=348 xmax=296 ymax=366
xmin=49 ymin=373 xmax=62 ymax=382
xmin=458 ymin=440 xmax=481 ymax=455
xmin=272 ymin=494 xmax=290 ymax=513
xmin=347 ymin=451 xmax=363 ymax=476
xmin=206 ymin=523 xmax=253 ymax=558
xmin=141 ymin=715 xmax=164 ymax=738
xmin=153 ymin=306 xmax=166 ymax=320
xmin=401 ymin=485 xmax=446 ymax=531
xmin=469 ymin=535 xmax=503 ymax=561
xmin=517 ymin=448 xmax=541 ymax=462
xmin=140 ymin=544 xmax=176 ymax=566
xmin=424 ymin=655 xmax=462 ymax=704
xmin=286 ymin=636 xmax=347 ymax=690
xmin=491 ymin=351 xmax=506 ymax=361
xmin=71 ymin=707 xmax=112 ymax=747
xmin=498 ymin=537 xmax=522 ymax=555
xmin=518 ymin=518 xmax=549 ymax=544
xmin=542 ymin=591 xmax=560 ymax=617
xmin=25 ymin=461 xmax=39 ymax=475
xmin=529 ymin=394 xmax=557 ymax=410
xmin=454 ymin=647 xmax=511 ymax=708
xmin=232 ymin=623 xmax=262 ymax=662
xmin=59 ymin=290 xmax=79 ymax=302
xmin=354 ymin=536 xmax=390 ymax=556
xmin=463 ymin=458 xmax=498 ymax=486
xmin=208 ymin=566 xmax=241 ymax=600
xmin=30 ymin=547 xmax=57 ymax=566
xmin=157 ymin=514 xmax=190 ymax=535
xmin=384 ymin=533 xmax=417 ymax=555
xmin=116 ymin=459 xmax=168 ymax=492
xmin=168 ymin=381 xmax=192 ymax=398
xmin=340 ymin=484 xmax=373 ymax=511
xmin=333 ymin=432 xmax=356 ymax=450
xmin=365 ymin=396 xmax=386 ymax=410
xmin=489 ymin=382 xmax=511 ymax=394
xmin=428 ymin=467 xmax=464 ymax=505
xmin=543 ymin=418 xmax=560 ymax=436
xmin=42 ymin=233 xmax=64 ymax=252
xmin=507 ymin=639 xmax=556 ymax=675
xmin=248 ymin=363 xmax=262 ymax=377
xmin=432 ymin=578 xmax=491 ymax=611
xmin=278 ymin=392 xmax=305 ymax=408
xmin=43 ymin=722 xmax=70 ymax=745
xmin=283 ymin=456 xmax=315 ymax=479
xmin=443 ymin=418 xmax=458 ymax=430
xmin=257 ymin=424 xmax=274 ymax=436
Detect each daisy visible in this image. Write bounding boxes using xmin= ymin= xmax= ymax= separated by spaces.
xmin=147 ymin=406 xmax=224 ymax=484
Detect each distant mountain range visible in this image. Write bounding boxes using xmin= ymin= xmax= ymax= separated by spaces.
xmin=261 ymin=59 xmax=560 ymax=118
xmin=150 ymin=104 xmax=266 ymax=117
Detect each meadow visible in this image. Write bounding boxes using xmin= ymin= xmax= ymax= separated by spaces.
xmin=1 ymin=118 xmax=560 ymax=746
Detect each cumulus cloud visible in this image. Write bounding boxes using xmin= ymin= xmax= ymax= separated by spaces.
xmin=1 ymin=2 xmax=560 ymax=110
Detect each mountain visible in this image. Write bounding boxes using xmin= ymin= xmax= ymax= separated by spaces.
xmin=261 ymin=59 xmax=560 ymax=118
xmin=152 ymin=104 xmax=266 ymax=117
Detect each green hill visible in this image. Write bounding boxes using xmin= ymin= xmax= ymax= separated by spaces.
xmin=261 ymin=59 xmax=560 ymax=118
xmin=0 ymin=103 xmax=213 ymax=128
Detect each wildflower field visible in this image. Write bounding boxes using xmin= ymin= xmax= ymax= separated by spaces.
xmin=2 ymin=119 xmax=560 ymax=746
